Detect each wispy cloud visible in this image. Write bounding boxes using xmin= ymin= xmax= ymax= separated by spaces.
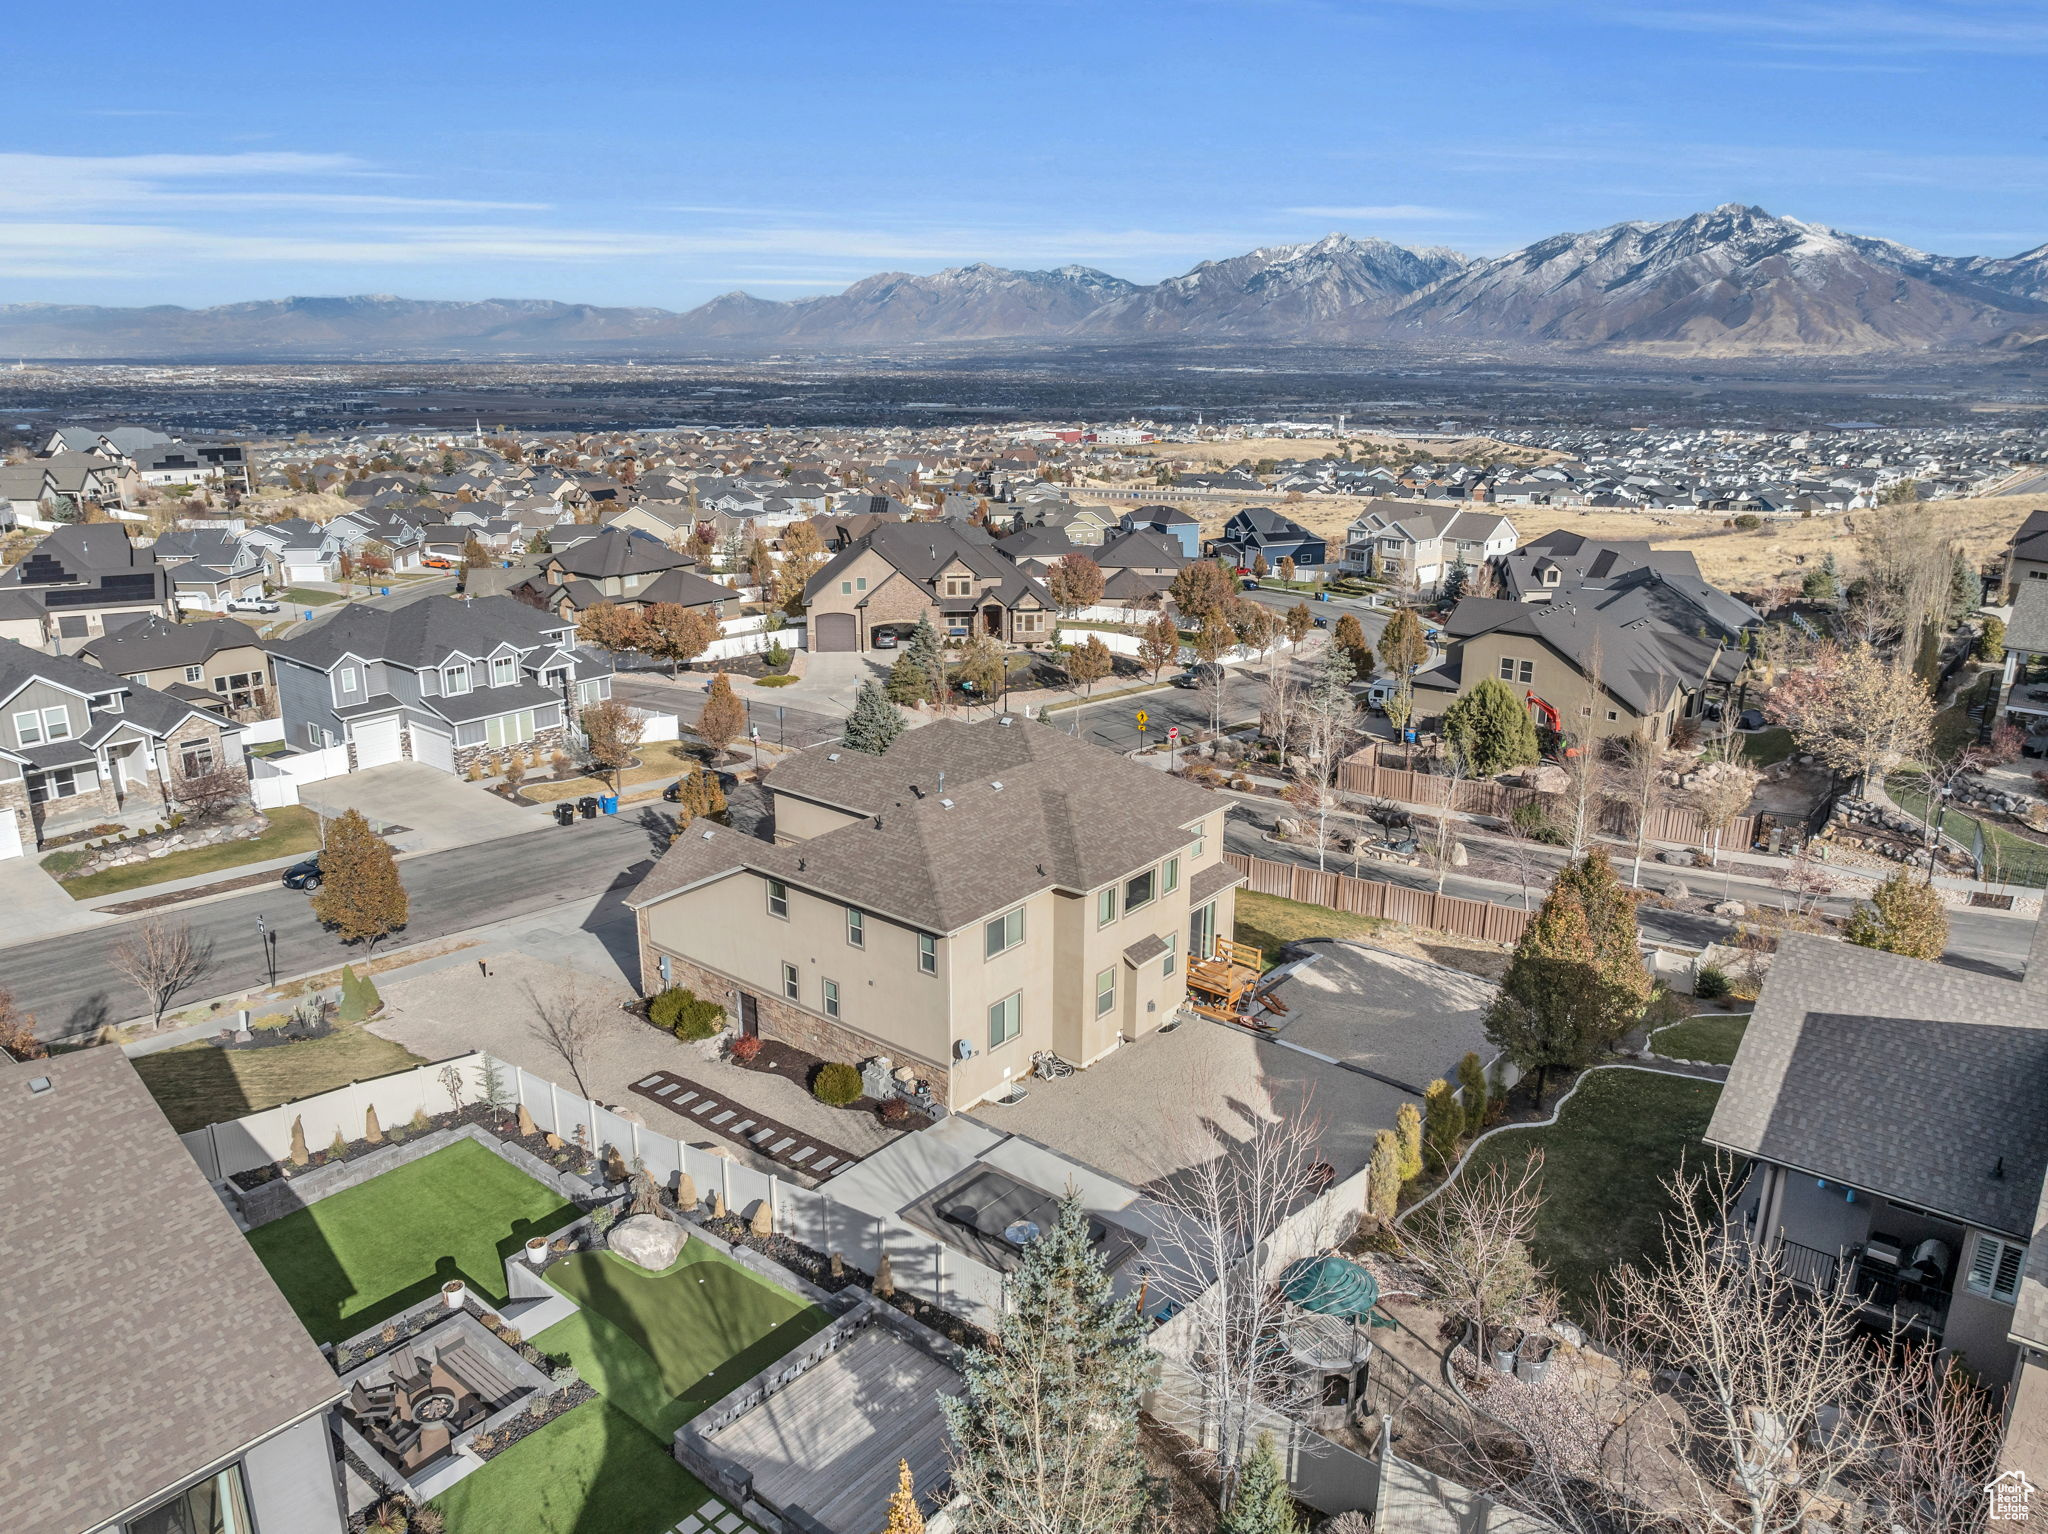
xmin=1281 ymin=204 xmax=1471 ymax=219
xmin=1620 ymin=0 xmax=2048 ymax=55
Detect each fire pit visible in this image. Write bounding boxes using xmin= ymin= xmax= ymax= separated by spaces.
xmin=412 ymin=1389 xmax=458 ymax=1423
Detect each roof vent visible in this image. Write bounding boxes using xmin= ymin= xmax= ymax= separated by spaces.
xmin=26 ymin=1076 xmax=52 ymax=1095
xmin=990 ymin=780 xmax=1004 ymax=791
xmin=940 ymin=797 xmax=955 ymax=809
xmin=798 ymin=856 xmax=807 ymax=870
xmin=700 ymin=828 xmax=716 ymax=840
xmin=827 ymin=751 xmax=841 ymax=761
xmin=998 ymin=715 xmax=1014 ymax=726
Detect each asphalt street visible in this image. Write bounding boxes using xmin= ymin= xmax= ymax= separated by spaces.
xmin=8 ymin=812 xmax=669 ymax=1041
xmin=608 ymin=673 xmax=845 ymax=750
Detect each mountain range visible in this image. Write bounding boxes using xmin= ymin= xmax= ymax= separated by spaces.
xmin=5 ymin=205 xmax=2046 ymax=361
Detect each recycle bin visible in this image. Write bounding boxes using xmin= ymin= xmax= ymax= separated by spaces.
xmin=600 ymin=794 xmax=619 ymax=815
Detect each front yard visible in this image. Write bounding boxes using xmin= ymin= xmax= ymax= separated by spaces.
xmin=1453 ymin=1067 xmax=1726 ymax=1317
xmin=518 ymin=741 xmax=699 ymax=803
xmin=245 ymin=1138 xmax=580 ymax=1343
xmin=1887 ymin=770 xmax=2048 ymax=888
xmin=42 ymin=805 xmax=322 ymax=899
xmin=134 ymin=1024 xmax=424 ymax=1133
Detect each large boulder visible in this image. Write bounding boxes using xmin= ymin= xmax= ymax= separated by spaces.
xmin=608 ymin=1213 xmax=686 ymax=1271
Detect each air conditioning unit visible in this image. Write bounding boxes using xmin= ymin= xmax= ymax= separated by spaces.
xmin=954 ymin=1039 xmax=977 ymax=1061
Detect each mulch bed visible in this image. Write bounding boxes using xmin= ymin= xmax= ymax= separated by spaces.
xmin=732 ymin=1038 xmax=933 ymax=1130
xmin=227 ymin=1101 xmax=601 ymax=1192
xmin=95 ymin=863 xmax=297 ymax=914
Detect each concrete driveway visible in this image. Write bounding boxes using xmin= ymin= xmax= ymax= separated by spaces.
xmin=0 ymin=851 xmax=107 ymax=941
xmin=300 ymin=761 xmax=548 ymax=852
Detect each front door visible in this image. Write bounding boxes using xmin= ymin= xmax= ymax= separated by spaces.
xmin=982 ymin=605 xmax=1003 ymax=637
xmin=738 ymin=992 xmax=760 ymax=1039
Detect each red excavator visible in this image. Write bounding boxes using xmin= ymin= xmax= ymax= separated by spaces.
xmin=1525 ymin=692 xmax=1581 ymax=757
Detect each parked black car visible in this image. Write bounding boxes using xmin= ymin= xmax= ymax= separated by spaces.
xmin=1172 ymin=664 xmax=1221 ymax=689
xmin=282 ymin=855 xmax=323 ymax=891
xmin=663 ymin=769 xmax=739 ymax=803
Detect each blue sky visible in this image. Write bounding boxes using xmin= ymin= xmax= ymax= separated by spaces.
xmin=6 ymin=0 xmax=2043 ymax=309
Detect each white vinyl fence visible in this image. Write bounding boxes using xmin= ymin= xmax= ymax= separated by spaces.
xmin=176 ymin=1053 xmax=1009 ymax=1330
xmin=248 ymin=743 xmax=351 ymax=807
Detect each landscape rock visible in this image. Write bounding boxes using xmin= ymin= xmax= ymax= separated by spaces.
xmin=1448 ymin=842 xmax=1468 ymax=867
xmin=608 ymin=1213 xmax=686 ymax=1271
xmin=1711 ymin=901 xmax=1746 ymax=918
xmin=1667 ymin=881 xmax=1690 ymax=900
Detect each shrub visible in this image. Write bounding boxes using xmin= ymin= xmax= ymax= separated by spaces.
xmin=1694 ymin=962 xmax=1731 ymax=1000
xmin=754 ymin=673 xmax=799 ymax=688
xmin=649 ymin=986 xmax=726 ymax=1040
xmin=729 ymin=1034 xmax=763 ymax=1065
xmin=589 ymin=1203 xmax=619 ymax=1233
xmin=880 ymin=1097 xmax=911 ymax=1123
xmin=764 ymin=640 xmax=792 ymax=673
xmin=1510 ymin=801 xmax=1566 ymax=845
xmin=812 ymin=1061 xmax=862 ymax=1105
xmin=1732 ymin=513 xmax=1763 ymax=531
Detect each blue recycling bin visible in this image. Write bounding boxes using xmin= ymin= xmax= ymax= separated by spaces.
xmin=599 ymin=794 xmax=619 ymax=815
xmin=380 ymin=586 xmax=391 ymax=596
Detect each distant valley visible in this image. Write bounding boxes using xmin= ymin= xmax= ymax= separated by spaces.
xmin=5 ymin=204 xmax=2047 ymax=362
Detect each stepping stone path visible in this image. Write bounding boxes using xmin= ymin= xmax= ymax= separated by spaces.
xmin=675 ymin=1495 xmax=762 ymax=1534
xmin=629 ymin=1070 xmax=860 ymax=1179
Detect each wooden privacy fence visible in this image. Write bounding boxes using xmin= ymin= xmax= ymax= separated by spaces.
xmin=1335 ymin=750 xmax=1756 ymax=853
xmin=1227 ymin=851 xmax=1531 ymax=945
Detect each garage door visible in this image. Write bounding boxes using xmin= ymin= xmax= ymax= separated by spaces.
xmin=412 ymin=725 xmax=455 ymax=773
xmin=352 ymin=715 xmax=404 ymax=768
xmin=813 ymin=612 xmax=859 ymax=652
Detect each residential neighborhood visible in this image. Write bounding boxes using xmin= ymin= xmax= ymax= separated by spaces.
xmin=6 ymin=409 xmax=2048 ymax=1534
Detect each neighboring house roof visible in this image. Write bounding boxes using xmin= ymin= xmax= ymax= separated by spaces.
xmin=2007 ymin=579 xmax=2048 ymax=657
xmin=266 ymin=593 xmax=577 ymax=673
xmin=547 ymin=525 xmax=697 ymax=582
xmin=1706 ymin=925 xmax=2048 ymax=1242
xmin=2013 ymin=508 xmax=2048 ymax=563
xmin=78 ymin=614 xmax=264 ymax=674
xmin=0 ymin=637 xmax=236 ymax=750
xmin=0 ymin=1049 xmax=339 ymax=1534
xmin=631 ymin=716 xmax=1217 ymax=934
xmin=806 ymin=522 xmax=1041 ymax=607
xmin=1442 ymin=591 xmax=1721 ymax=717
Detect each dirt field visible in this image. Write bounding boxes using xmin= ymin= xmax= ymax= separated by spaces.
xmin=1073 ymin=484 xmax=2045 ymax=594
xmin=1125 ymin=433 xmax=1563 ymax=468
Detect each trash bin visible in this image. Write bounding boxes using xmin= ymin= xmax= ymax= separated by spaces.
xmin=577 ymin=795 xmax=600 ymax=820
xmin=599 ymin=794 xmax=619 ymax=816
xmin=379 ymin=586 xmax=391 ymax=597
xmin=553 ymin=802 xmax=576 ymax=827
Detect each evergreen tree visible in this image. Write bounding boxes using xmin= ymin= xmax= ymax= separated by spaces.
xmin=1422 ymin=1078 xmax=1462 ymax=1171
xmin=1456 ymin=1051 xmax=1489 ymax=1137
xmin=1219 ymin=1433 xmax=1300 ymax=1534
xmin=1443 ymin=558 xmax=1469 ymax=603
xmin=1844 ymin=868 xmax=1948 ymax=961
xmin=1441 ymin=677 xmax=1541 ymax=777
xmin=1800 ymin=552 xmax=1840 ymax=605
xmin=1367 ymin=1129 xmax=1401 ymax=1223
xmin=1395 ymin=1100 xmax=1423 ymax=1182
xmin=887 ymin=648 xmax=935 ymax=705
xmin=1485 ymin=849 xmax=1651 ymax=1101
xmin=311 ymin=809 xmax=409 ymax=947
xmin=942 ymin=1196 xmax=1155 ymax=1534
xmin=1949 ymin=547 xmax=1981 ymax=625
xmin=906 ymin=613 xmax=946 ymax=701
xmin=844 ymin=680 xmax=906 ymax=754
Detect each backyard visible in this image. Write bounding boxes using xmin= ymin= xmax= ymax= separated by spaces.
xmin=1649 ymin=1012 xmax=1750 ymax=1066
xmin=1454 ymin=1067 xmax=1726 ymax=1317
xmin=1887 ymin=770 xmax=2048 ymax=888
xmin=134 ymin=1025 xmax=424 ymax=1132
xmin=1234 ymin=888 xmax=1387 ymax=968
xmin=245 ymin=1138 xmax=580 ymax=1343
xmin=429 ymin=1398 xmax=709 ymax=1534
xmin=40 ymin=805 xmax=322 ymax=898
xmin=534 ymin=1244 xmax=833 ymax=1439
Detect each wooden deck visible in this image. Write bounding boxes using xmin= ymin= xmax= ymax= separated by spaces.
xmin=710 ymin=1328 xmax=958 ymax=1533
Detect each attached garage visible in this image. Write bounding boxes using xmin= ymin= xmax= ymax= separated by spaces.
xmin=350 ymin=714 xmax=404 ymax=768
xmin=411 ymin=724 xmax=456 ymax=773
xmin=813 ymin=612 xmax=859 ymax=652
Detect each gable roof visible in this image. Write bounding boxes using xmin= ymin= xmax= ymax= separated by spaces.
xmin=0 ymin=1049 xmax=340 ymax=1534
xmin=546 ymin=525 xmax=697 ymax=581
xmin=79 ymin=614 xmax=264 ymax=673
xmin=266 ymin=594 xmax=571 ymax=672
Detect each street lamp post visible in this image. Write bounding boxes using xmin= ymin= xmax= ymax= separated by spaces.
xmin=255 ymin=913 xmax=277 ymax=988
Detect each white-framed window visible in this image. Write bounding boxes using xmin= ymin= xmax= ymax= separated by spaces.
xmin=918 ymin=932 xmax=937 ymax=975
xmin=1124 ymin=868 xmax=1156 ymax=912
xmin=987 ymin=991 xmax=1021 ymax=1048
xmin=484 ymin=711 xmax=536 ymax=749
xmin=767 ymin=879 xmax=789 ymax=920
xmin=1968 ymin=1233 xmax=2027 ymax=1303
xmin=781 ymin=961 xmax=800 ymax=1001
xmin=985 ymin=906 xmax=1024 ymax=957
xmin=1163 ymin=932 xmax=1179 ymax=977
xmin=337 ymin=664 xmax=359 ymax=694
xmin=14 ymin=706 xmax=70 ymax=746
xmin=27 ymin=764 xmax=95 ymax=804
xmin=1191 ymin=832 xmax=1206 ymax=860
xmin=846 ymin=908 xmax=865 ymax=947
xmin=1162 ymin=856 xmax=1180 ymax=894
xmin=1095 ymin=966 xmax=1116 ymax=1018
xmin=1096 ymin=887 xmax=1118 ymax=927
xmin=822 ymin=978 xmax=841 ymax=1019
xmin=490 ymin=655 xmax=517 ymax=687
xmin=183 ymin=664 xmax=204 ymax=684
xmin=442 ymin=664 xmax=472 ymax=696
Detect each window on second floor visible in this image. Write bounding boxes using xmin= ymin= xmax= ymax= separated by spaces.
xmin=1498 ymin=657 xmax=1534 ymax=685
xmin=1162 ymin=856 xmax=1180 ymax=894
xmin=13 ymin=706 xmax=71 ymax=746
xmin=917 ymin=932 xmax=937 ymax=975
xmin=944 ymin=576 xmax=972 ymax=597
xmin=985 ymin=906 xmax=1024 ymax=958
xmin=1124 ymin=868 xmax=1156 ymax=912
xmin=490 ymin=655 xmax=517 ymax=687
xmin=1096 ymin=887 xmax=1118 ymax=927
xmin=337 ymin=664 xmax=360 ymax=694
xmin=183 ymin=664 xmax=204 ymax=684
xmin=846 ymin=907 xmax=865 ymax=948
xmin=1968 ymin=1233 xmax=2026 ymax=1303
xmin=442 ymin=664 xmax=472 ymax=696
xmin=766 ymin=879 xmax=789 ymax=920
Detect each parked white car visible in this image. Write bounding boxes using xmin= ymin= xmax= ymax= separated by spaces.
xmin=226 ymin=595 xmax=282 ymax=614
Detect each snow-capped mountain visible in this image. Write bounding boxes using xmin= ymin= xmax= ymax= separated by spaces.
xmin=725 ymin=263 xmax=1143 ymax=343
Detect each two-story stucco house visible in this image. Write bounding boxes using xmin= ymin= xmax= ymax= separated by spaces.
xmin=0 ymin=638 xmax=246 ymax=857
xmin=516 ymin=526 xmax=733 ymax=622
xmin=804 ymin=523 xmax=1055 ymax=653
xmin=1340 ymin=503 xmax=1518 ymax=592
xmin=265 ymin=594 xmax=612 ymax=773
xmin=629 ymin=717 xmax=1242 ymax=1111
xmin=79 ymin=615 xmax=276 ymax=719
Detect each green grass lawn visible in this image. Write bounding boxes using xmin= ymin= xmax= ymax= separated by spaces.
xmin=135 ymin=1026 xmax=425 ymax=1133
xmin=46 ymin=805 xmax=322 ymax=899
xmin=246 ymin=1139 xmax=580 ymax=1344
xmin=535 ymin=1245 xmax=832 ymax=1439
xmin=1736 ymin=726 xmax=1795 ymax=767
xmin=429 ymin=1399 xmax=707 ymax=1534
xmin=1649 ymin=1012 xmax=1750 ymax=1066
xmin=1235 ymin=888 xmax=1388 ymax=969
xmin=1455 ymin=1068 xmax=1725 ymax=1318
xmin=1888 ymin=771 xmax=2048 ymax=888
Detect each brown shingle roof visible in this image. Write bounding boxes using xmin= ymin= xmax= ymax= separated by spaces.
xmin=0 ymin=1049 xmax=340 ymax=1534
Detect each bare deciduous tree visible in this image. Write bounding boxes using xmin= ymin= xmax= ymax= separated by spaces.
xmin=523 ymin=976 xmax=602 ymax=1100
xmin=111 ymin=917 xmax=214 ymax=1031
xmin=1611 ymin=737 xmax=1666 ymax=888
xmin=1691 ymin=761 xmax=1760 ymax=869
xmin=1401 ymin=1149 xmax=1548 ymax=1361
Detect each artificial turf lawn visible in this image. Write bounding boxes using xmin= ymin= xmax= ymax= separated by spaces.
xmin=1457 ymin=1068 xmax=1725 ymax=1319
xmin=428 ymin=1398 xmax=707 ymax=1534
xmin=534 ymin=1244 xmax=833 ymax=1438
xmin=245 ymin=1139 xmax=580 ymax=1344
xmin=1649 ymin=1012 xmax=1751 ymax=1066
